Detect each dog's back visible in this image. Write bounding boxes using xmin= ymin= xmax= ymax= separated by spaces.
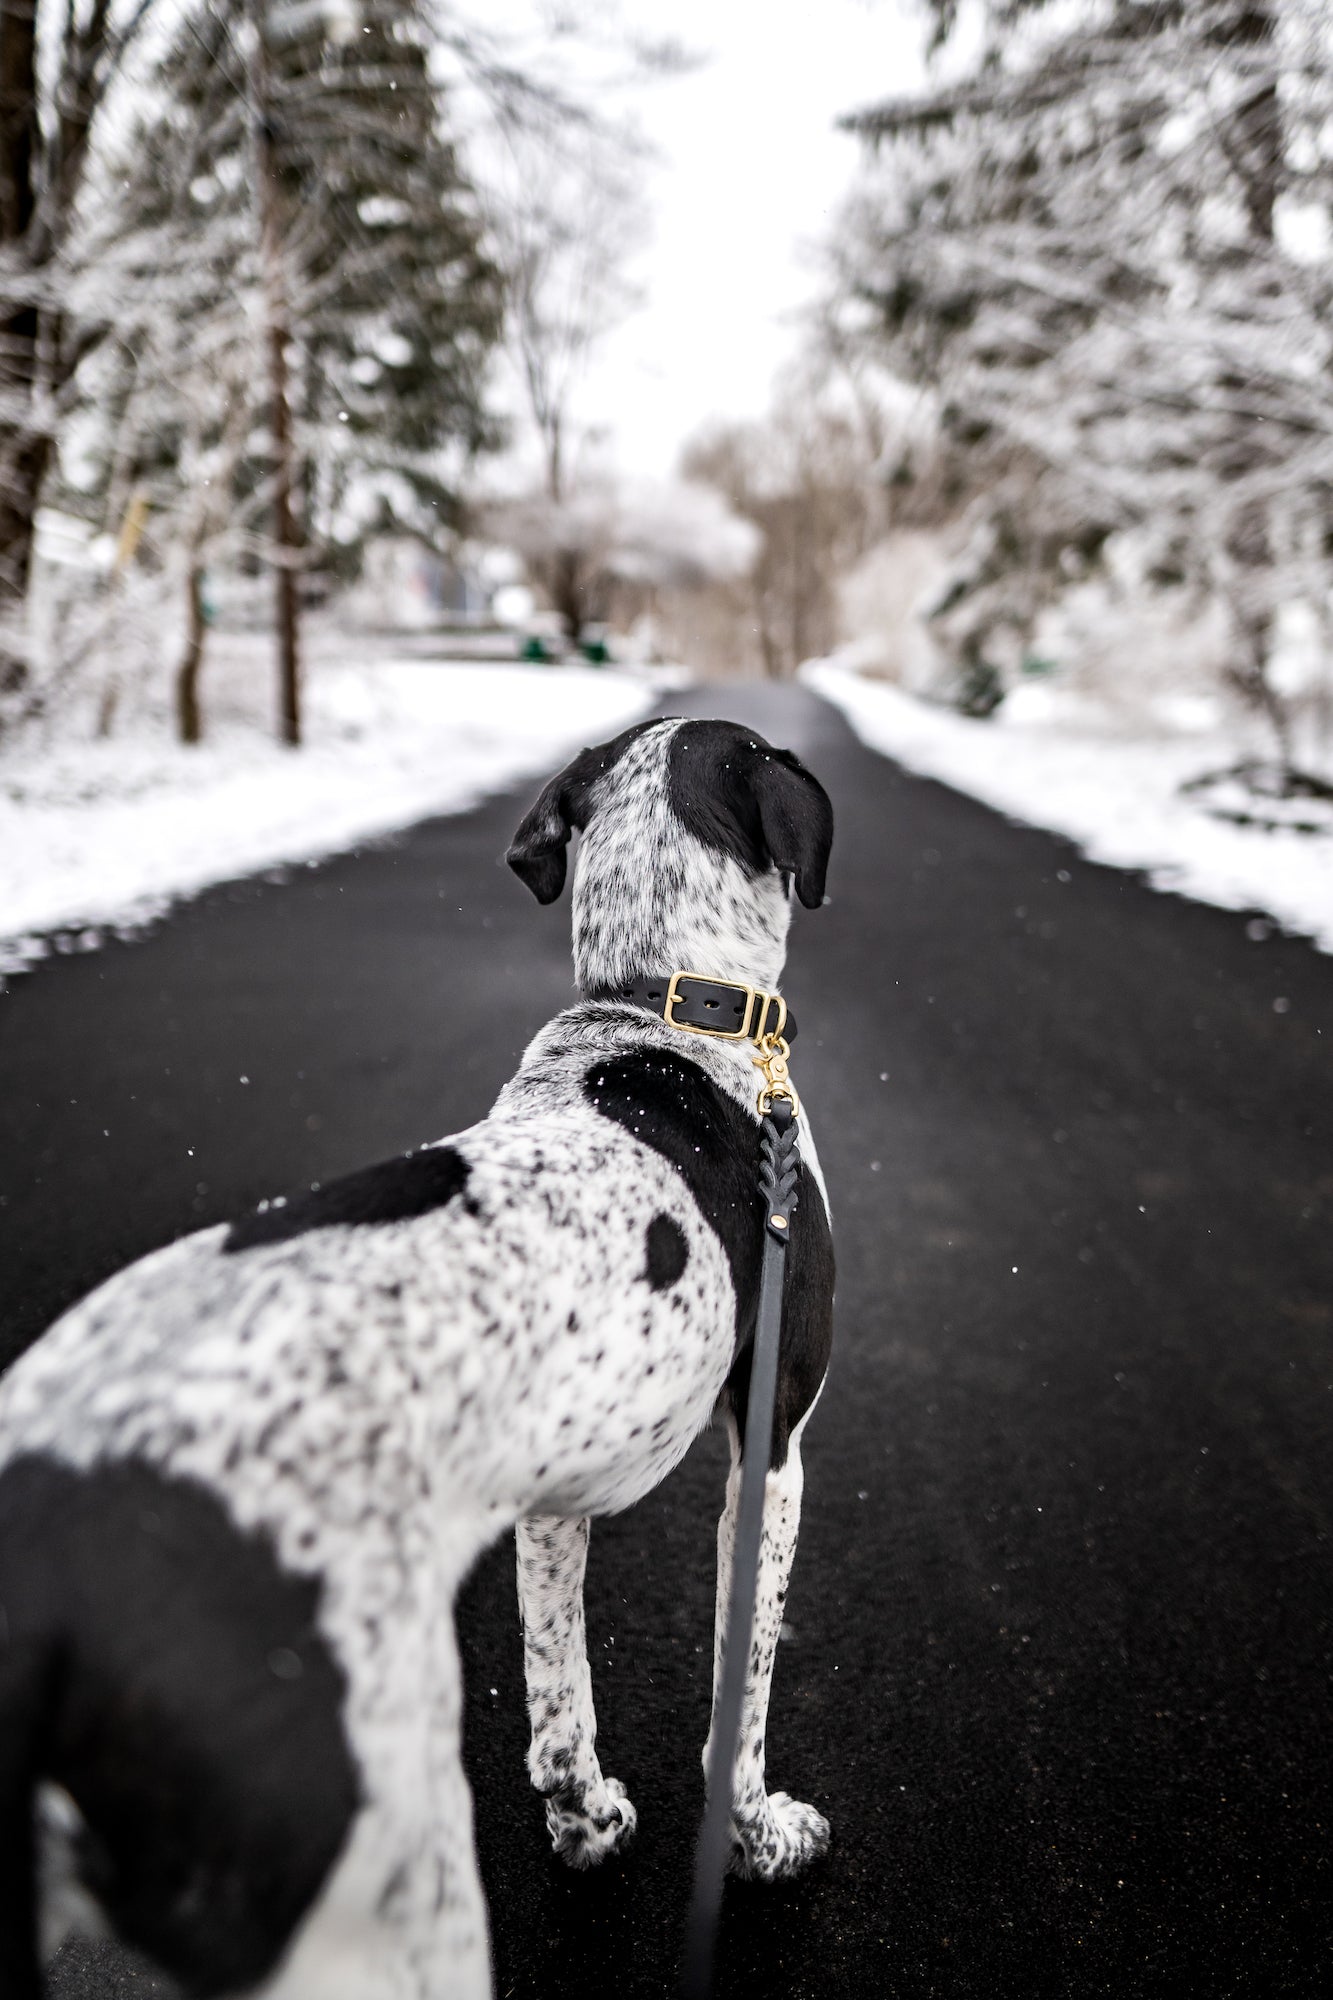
xmin=0 ymin=1031 xmax=776 ymax=1987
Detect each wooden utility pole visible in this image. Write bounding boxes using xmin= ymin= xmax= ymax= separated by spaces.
xmin=244 ymin=0 xmax=302 ymax=746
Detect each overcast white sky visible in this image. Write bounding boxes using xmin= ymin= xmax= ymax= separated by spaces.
xmin=596 ymin=0 xmax=924 ymax=473
xmin=493 ymin=0 xmax=928 ymax=479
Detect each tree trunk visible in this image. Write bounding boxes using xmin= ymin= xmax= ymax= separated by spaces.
xmin=246 ymin=0 xmax=303 ymax=747
xmin=0 ymin=3 xmax=38 ymax=245
xmin=753 ymin=554 xmax=781 ymax=679
xmin=1219 ymin=4 xmax=1286 ymax=777
xmin=1226 ymin=5 xmax=1280 ymax=239
xmin=1229 ymin=603 xmax=1293 ymax=780
xmin=551 ymin=546 xmax=583 ymax=645
xmin=2 ymin=0 xmax=156 ymax=690
xmin=268 ymin=308 xmax=301 ymax=746
xmin=0 ymin=430 xmax=46 ymax=672
xmin=0 ymin=0 xmax=42 ymax=655
xmin=176 ymin=562 xmax=207 ymax=744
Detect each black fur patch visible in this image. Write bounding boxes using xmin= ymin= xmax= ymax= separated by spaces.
xmin=225 ymin=1146 xmax=469 ymax=1252
xmin=723 ymin=1175 xmax=836 ymax=1472
xmin=644 ymin=1213 xmax=689 ymax=1291
xmin=584 ymin=1052 xmax=833 ymax=1465
xmin=666 ymin=721 xmax=834 ymax=910
xmin=0 ymin=1454 xmax=358 ymax=1997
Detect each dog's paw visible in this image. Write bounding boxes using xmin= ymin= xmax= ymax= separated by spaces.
xmin=729 ymin=1792 xmax=830 ymax=1882
xmin=544 ymin=1775 xmax=637 ymax=1870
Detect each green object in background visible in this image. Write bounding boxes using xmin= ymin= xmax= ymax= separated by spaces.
xmin=520 ymin=634 xmax=553 ymax=663
xmin=1021 ymin=653 xmax=1058 ymax=677
xmin=580 ymin=636 xmax=610 ymax=665
xmin=956 ymin=653 xmax=1005 ymax=719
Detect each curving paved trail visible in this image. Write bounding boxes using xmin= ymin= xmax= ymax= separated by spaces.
xmin=5 ymin=680 xmax=1330 ymax=1999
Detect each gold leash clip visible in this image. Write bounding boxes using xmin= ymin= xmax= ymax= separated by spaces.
xmin=753 ymin=1031 xmax=799 ymax=1119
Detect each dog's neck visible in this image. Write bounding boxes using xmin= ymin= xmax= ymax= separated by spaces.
xmin=570 ymin=725 xmax=792 ymax=996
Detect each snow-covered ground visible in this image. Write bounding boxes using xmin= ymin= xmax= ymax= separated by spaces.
xmin=1 ymin=648 xmax=655 ymax=988
xmin=12 ymin=634 xmax=1329 ymax=988
xmin=803 ymin=657 xmax=1333 ymax=954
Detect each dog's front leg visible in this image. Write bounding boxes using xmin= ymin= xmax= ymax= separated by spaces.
xmin=703 ymin=1414 xmax=830 ymax=1881
xmin=515 ymin=1516 xmax=637 ymax=1868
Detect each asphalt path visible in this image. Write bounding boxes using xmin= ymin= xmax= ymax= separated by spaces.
xmin=4 ymin=679 xmax=1330 ymax=1999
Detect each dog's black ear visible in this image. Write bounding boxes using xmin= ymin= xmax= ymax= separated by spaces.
xmin=667 ymin=722 xmax=834 ymax=907
xmin=506 ymin=764 xmax=584 ymax=903
xmin=507 ymin=723 xmax=657 ymax=902
xmin=751 ymin=749 xmax=834 ymax=910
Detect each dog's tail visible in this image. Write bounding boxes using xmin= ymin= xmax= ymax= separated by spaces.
xmin=0 ymin=1564 xmax=50 ymax=2000
xmin=0 ymin=1450 xmax=70 ymax=2000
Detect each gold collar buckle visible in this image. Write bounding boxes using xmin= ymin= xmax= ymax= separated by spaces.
xmin=665 ymin=969 xmax=766 ymax=1041
xmin=659 ymin=969 xmax=800 ymax=1117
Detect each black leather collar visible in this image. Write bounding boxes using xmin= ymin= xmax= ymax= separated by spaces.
xmin=586 ymin=971 xmax=797 ymax=1045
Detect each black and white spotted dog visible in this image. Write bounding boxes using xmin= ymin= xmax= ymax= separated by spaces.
xmin=0 ymin=716 xmax=835 ymax=1999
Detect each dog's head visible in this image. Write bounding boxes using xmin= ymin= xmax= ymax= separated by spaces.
xmin=507 ymin=718 xmax=833 ymax=992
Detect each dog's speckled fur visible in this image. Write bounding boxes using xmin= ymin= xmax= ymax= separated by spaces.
xmin=0 ymin=717 xmax=834 ymax=1999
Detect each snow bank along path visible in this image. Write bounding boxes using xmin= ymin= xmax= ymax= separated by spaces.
xmin=1 ymin=661 xmax=654 ymax=987
xmin=803 ymin=657 xmax=1333 ymax=956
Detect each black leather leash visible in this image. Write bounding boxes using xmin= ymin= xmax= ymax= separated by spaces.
xmin=586 ymin=964 xmax=803 ymax=1995
xmin=679 ymin=1097 xmax=801 ymax=2000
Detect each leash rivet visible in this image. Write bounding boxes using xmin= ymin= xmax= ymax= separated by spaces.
xmin=770 ymin=1215 xmax=787 ymax=1229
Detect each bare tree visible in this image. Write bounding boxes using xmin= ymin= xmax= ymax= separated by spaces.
xmin=480 ymin=89 xmax=648 ymax=641
xmin=833 ymin=0 xmax=1333 ymax=775
xmin=491 ymin=473 xmax=757 ymax=654
xmin=682 ymin=382 xmax=884 ymax=679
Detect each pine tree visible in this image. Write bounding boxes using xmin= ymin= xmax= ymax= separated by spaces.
xmin=81 ymin=0 xmax=504 ymax=739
